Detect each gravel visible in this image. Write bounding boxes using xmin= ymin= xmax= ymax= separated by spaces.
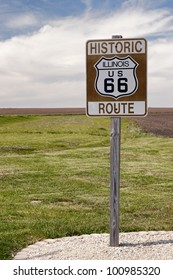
xmin=14 ymin=231 xmax=173 ymax=260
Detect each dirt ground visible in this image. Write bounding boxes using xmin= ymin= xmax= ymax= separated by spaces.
xmin=134 ymin=112 xmax=173 ymax=138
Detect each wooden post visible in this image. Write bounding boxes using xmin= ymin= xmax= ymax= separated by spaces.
xmin=110 ymin=117 xmax=121 ymax=246
xmin=110 ymin=35 xmax=122 ymax=247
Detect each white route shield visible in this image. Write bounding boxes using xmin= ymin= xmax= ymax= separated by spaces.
xmin=94 ymin=56 xmax=138 ymax=99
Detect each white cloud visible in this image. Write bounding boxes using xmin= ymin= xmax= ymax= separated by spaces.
xmin=5 ymin=13 xmax=39 ymax=29
xmin=81 ymin=0 xmax=92 ymax=12
xmin=148 ymin=37 xmax=173 ymax=107
xmin=0 ymin=3 xmax=173 ymax=108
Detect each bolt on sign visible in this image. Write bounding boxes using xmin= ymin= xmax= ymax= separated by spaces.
xmin=86 ymin=38 xmax=147 ymax=116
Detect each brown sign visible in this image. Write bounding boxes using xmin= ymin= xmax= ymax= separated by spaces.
xmin=86 ymin=38 xmax=147 ymax=116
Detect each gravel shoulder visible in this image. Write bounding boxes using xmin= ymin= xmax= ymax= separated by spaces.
xmin=14 ymin=231 xmax=173 ymax=260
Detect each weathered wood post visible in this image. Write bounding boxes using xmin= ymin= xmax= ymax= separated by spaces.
xmin=110 ymin=116 xmax=121 ymax=246
xmin=110 ymin=35 xmax=122 ymax=247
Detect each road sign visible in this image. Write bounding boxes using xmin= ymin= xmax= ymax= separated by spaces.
xmin=86 ymin=38 xmax=147 ymax=116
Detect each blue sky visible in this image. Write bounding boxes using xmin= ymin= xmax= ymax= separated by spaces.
xmin=1 ymin=0 xmax=107 ymax=39
xmin=0 ymin=0 xmax=173 ymax=108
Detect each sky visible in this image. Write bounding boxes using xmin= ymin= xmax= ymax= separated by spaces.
xmin=0 ymin=0 xmax=173 ymax=108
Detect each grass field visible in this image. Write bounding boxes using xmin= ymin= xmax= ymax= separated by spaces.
xmin=0 ymin=115 xmax=173 ymax=259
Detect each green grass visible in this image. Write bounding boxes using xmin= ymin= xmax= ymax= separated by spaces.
xmin=0 ymin=115 xmax=172 ymax=259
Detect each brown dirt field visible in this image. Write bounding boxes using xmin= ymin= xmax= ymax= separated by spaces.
xmin=0 ymin=107 xmax=172 ymax=138
xmin=133 ymin=112 xmax=173 ymax=138
xmin=0 ymin=108 xmax=86 ymax=115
